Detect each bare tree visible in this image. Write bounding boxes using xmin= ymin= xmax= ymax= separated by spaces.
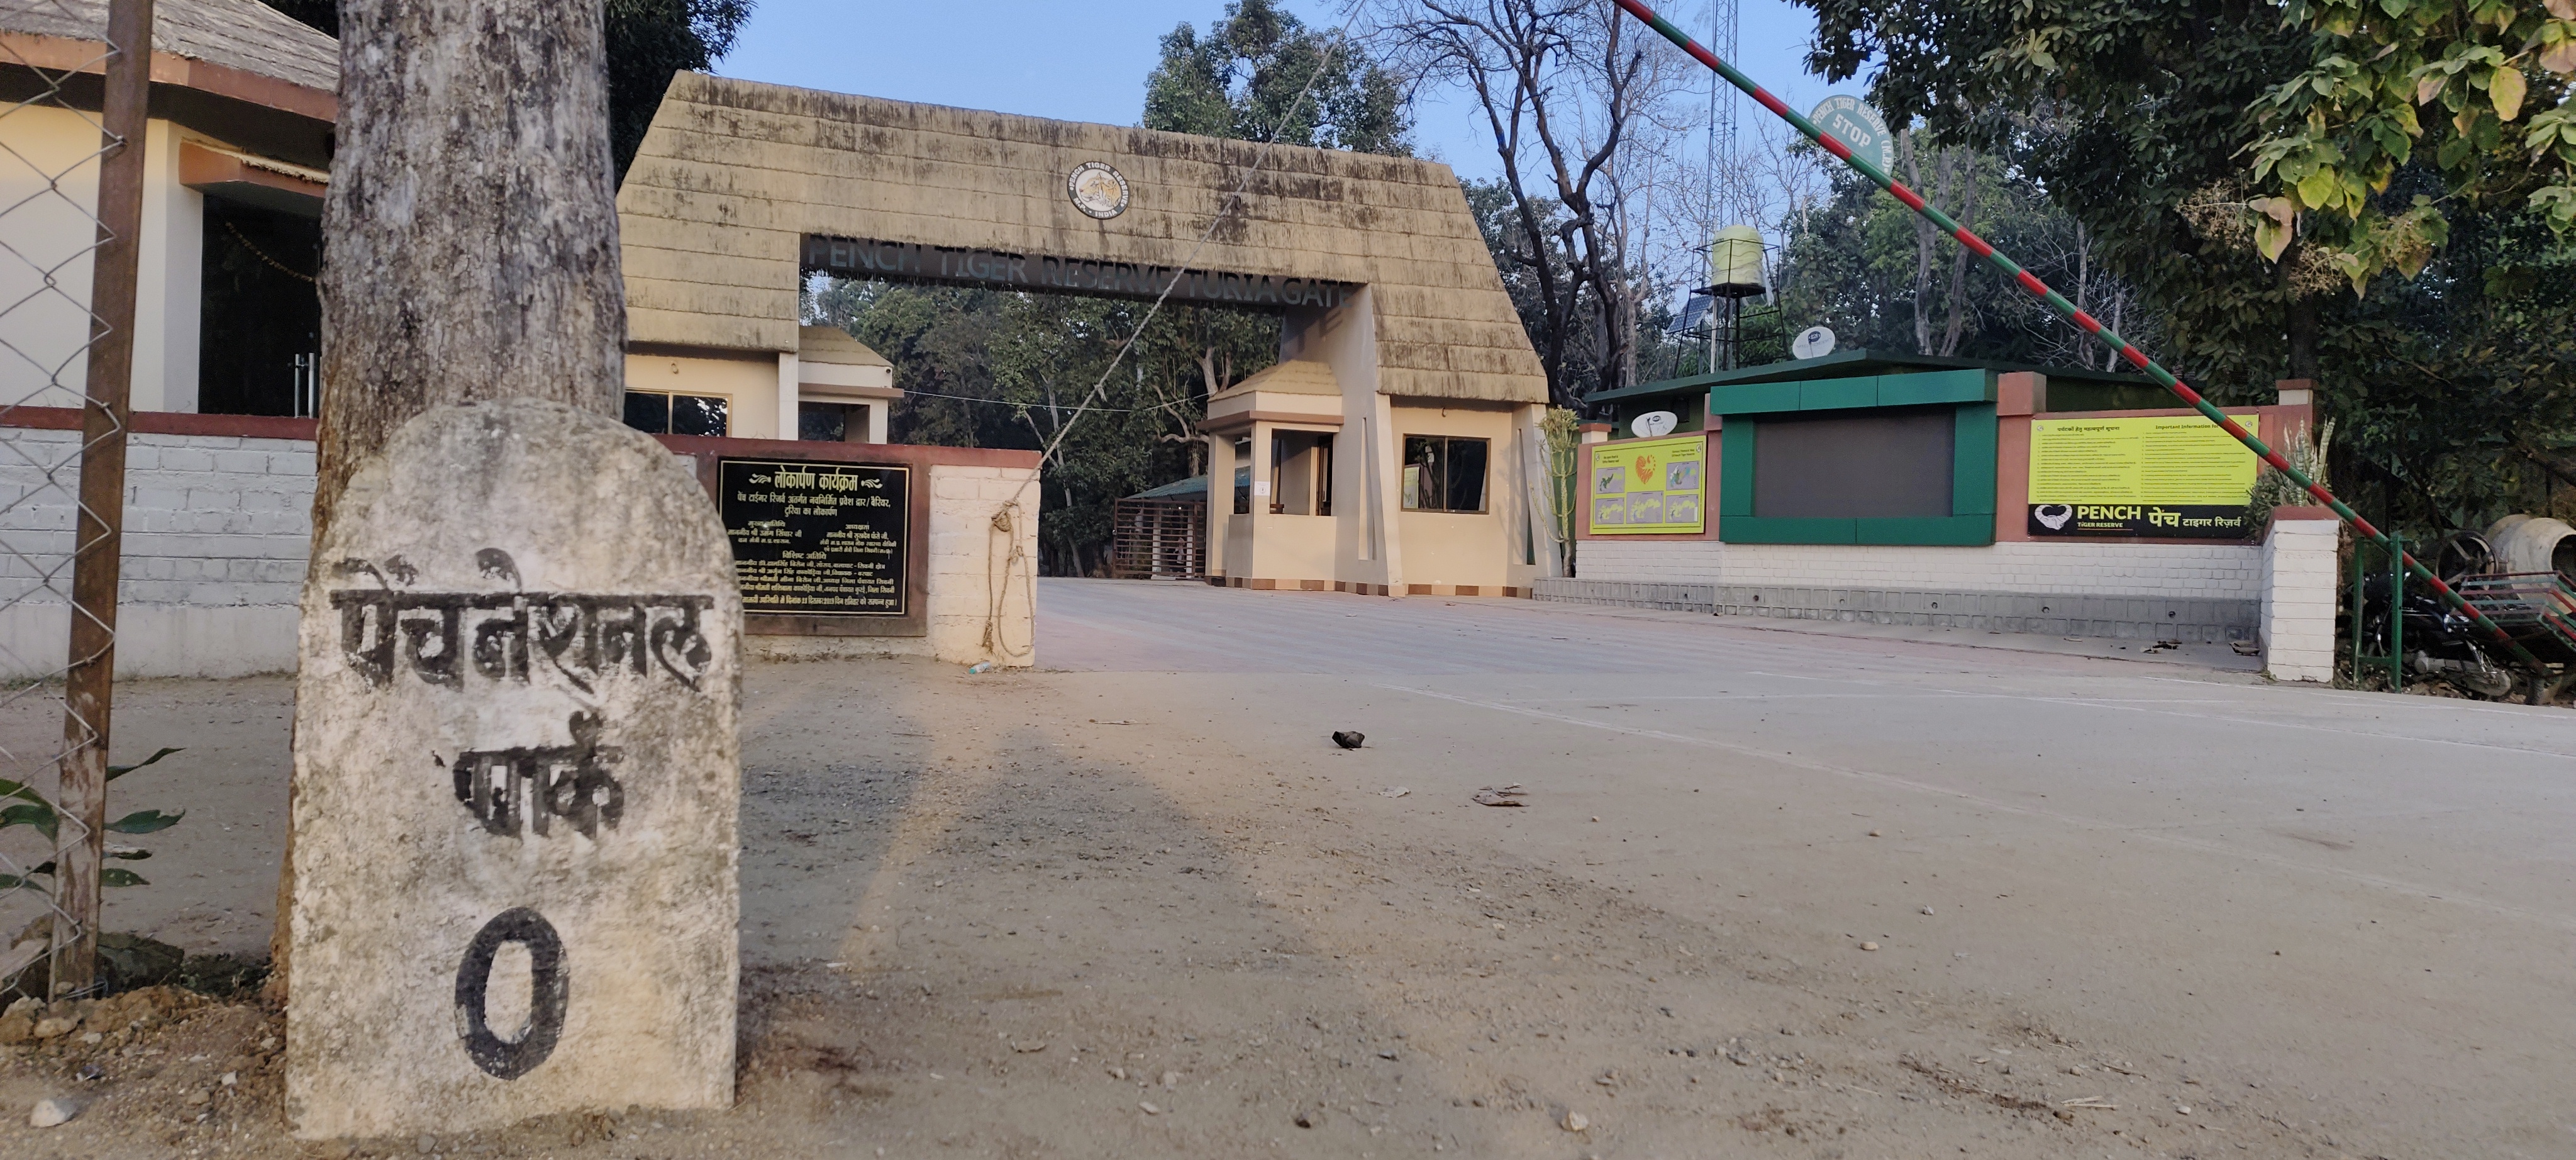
xmin=1897 ymin=128 xmax=1986 ymax=357
xmin=275 ymin=0 xmax=630 ymax=994
xmin=1384 ymin=0 xmax=1648 ymax=408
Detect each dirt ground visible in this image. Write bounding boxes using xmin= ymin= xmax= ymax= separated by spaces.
xmin=0 ymin=582 xmax=2564 ymax=1159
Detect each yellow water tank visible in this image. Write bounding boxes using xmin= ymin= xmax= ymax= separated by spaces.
xmin=1708 ymin=225 xmax=1766 ymax=298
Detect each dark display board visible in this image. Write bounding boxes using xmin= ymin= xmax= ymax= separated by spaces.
xmin=1751 ymin=410 xmax=1955 ymax=518
xmin=719 ymin=459 xmax=909 ymax=616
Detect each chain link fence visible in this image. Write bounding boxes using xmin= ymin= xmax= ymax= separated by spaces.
xmin=0 ymin=0 xmax=150 ymax=1000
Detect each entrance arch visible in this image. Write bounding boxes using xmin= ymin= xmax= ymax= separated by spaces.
xmin=617 ymin=75 xmax=1553 ymax=594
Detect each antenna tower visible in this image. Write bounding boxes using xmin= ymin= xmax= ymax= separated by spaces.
xmin=1705 ymin=0 xmax=1743 ymax=225
xmin=1692 ymin=0 xmax=1755 ymax=371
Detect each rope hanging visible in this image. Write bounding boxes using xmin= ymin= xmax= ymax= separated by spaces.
xmin=967 ymin=8 xmax=1369 ymax=662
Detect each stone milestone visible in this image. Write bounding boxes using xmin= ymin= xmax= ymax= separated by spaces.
xmin=284 ymin=401 xmax=740 ymax=1138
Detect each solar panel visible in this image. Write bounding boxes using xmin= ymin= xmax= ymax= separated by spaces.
xmin=1672 ymin=293 xmax=1713 ymax=334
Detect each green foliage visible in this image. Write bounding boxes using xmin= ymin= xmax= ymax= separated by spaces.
xmin=255 ymin=0 xmax=751 ymax=178
xmin=2311 ymin=193 xmax=2576 ymax=527
xmin=0 ymin=747 xmax=182 ymax=894
xmin=0 ymin=803 xmax=50 ymax=841
xmin=107 ymin=810 xmax=185 ymax=835
xmin=808 ymin=281 xmax=1275 ymax=576
xmin=108 ymin=747 xmax=180 ymax=781
xmin=1772 ymin=150 xmax=2160 ymax=367
xmin=1144 ymin=0 xmax=1411 ymax=154
xmin=604 ymin=0 xmax=753 ymax=177
xmin=1793 ymin=0 xmax=2576 ymax=534
xmin=1465 ymin=177 xmax=1704 ymax=394
xmin=1540 ymin=407 xmax=1580 ymax=559
xmin=2248 ymin=419 xmax=2335 ymax=531
xmin=1799 ymin=0 xmax=2318 ymax=399
xmin=2250 ymin=0 xmax=2576 ymax=285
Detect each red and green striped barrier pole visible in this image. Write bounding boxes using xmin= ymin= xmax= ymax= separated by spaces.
xmin=1610 ymin=0 xmax=2543 ymax=670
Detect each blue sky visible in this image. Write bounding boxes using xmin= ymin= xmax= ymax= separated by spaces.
xmin=715 ymin=0 xmax=1849 ymax=182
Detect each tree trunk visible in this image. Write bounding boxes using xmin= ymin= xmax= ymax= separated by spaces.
xmin=275 ymin=0 xmax=628 ymax=996
xmin=312 ymin=0 xmax=626 ymax=528
xmin=2104 ymin=294 xmax=2126 ymax=373
xmin=1938 ymin=152 xmax=1977 ymax=357
xmin=1903 ymin=131 xmax=1938 ymax=355
xmin=2281 ymin=240 xmax=2319 ymax=383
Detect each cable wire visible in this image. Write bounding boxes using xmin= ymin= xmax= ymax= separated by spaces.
xmin=977 ymin=3 xmax=1374 ymax=660
xmin=1610 ymin=0 xmax=2547 ymax=670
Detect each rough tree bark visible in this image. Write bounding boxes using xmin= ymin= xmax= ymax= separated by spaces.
xmin=272 ymin=0 xmax=629 ymax=995
xmin=312 ymin=0 xmax=628 ymax=523
xmin=1902 ymin=130 xmax=1937 ymax=355
xmin=1938 ymin=152 xmax=1977 ymax=357
xmin=2280 ymin=238 xmax=2319 ymax=383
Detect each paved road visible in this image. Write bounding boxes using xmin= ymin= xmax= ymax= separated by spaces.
xmin=1038 ymin=578 xmax=2576 ymax=1156
xmin=25 ymin=580 xmax=2564 ymax=1156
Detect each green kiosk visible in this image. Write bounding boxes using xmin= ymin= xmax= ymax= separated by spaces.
xmin=1585 ymin=350 xmax=2168 ymax=546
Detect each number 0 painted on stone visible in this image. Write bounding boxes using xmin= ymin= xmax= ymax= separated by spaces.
xmin=453 ymin=908 xmax=569 ymax=1079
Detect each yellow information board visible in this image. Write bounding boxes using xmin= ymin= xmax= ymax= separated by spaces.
xmin=1587 ymin=434 xmax=1706 ymax=535
xmin=2026 ymin=415 xmax=2259 ymax=537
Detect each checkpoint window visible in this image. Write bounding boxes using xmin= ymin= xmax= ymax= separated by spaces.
xmin=799 ymin=401 xmax=869 ymax=442
xmin=623 ymin=391 xmax=730 ymax=437
xmin=1401 ymin=435 xmax=1489 ymax=513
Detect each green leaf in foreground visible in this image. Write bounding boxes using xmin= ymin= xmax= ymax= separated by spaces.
xmin=0 ymin=801 xmax=56 ymax=839
xmin=106 ymin=808 xmax=183 ymax=834
xmin=105 ymin=747 xmax=181 ymax=781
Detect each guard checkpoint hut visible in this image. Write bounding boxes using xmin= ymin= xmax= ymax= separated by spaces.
xmin=616 ymin=74 xmax=1558 ymax=597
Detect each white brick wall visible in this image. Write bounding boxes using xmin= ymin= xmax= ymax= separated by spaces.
xmin=4 ymin=428 xmax=1044 ymax=676
xmin=1579 ymin=538 xmax=2264 ymax=598
xmin=1578 ymin=531 xmax=2346 ymax=675
xmin=0 ymin=428 xmax=314 ymax=677
xmin=2259 ymin=517 xmax=2340 ymax=682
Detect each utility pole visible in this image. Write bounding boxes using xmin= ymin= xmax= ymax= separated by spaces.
xmin=51 ymin=0 xmax=154 ymax=1000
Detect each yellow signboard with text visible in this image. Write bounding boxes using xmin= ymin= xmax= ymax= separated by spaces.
xmin=2026 ymin=415 xmax=2260 ymax=538
xmin=1587 ymin=434 xmax=1706 ymax=535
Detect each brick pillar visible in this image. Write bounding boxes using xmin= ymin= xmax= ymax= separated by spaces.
xmin=2260 ymin=508 xmax=2340 ymax=682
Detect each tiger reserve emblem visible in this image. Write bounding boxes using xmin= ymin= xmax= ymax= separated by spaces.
xmin=1067 ymin=161 xmax=1130 ymax=220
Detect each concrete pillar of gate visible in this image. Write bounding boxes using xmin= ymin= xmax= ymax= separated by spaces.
xmin=1204 ymin=432 xmax=1233 ymax=581
xmin=2261 ymin=507 xmax=2340 ymax=683
xmin=1282 ymin=286 xmax=1394 ymax=593
xmin=773 ymin=353 xmax=801 ymax=440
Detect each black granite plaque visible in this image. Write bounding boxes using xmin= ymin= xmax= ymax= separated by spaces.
xmin=719 ymin=459 xmax=909 ymax=616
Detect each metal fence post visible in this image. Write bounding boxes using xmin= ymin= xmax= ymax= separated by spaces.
xmin=47 ymin=0 xmax=154 ymax=999
xmin=2385 ymin=531 xmax=2404 ymax=694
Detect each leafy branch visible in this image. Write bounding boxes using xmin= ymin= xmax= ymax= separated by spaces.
xmin=2250 ymin=0 xmax=2576 ymax=289
xmin=0 ymin=747 xmax=185 ymax=891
